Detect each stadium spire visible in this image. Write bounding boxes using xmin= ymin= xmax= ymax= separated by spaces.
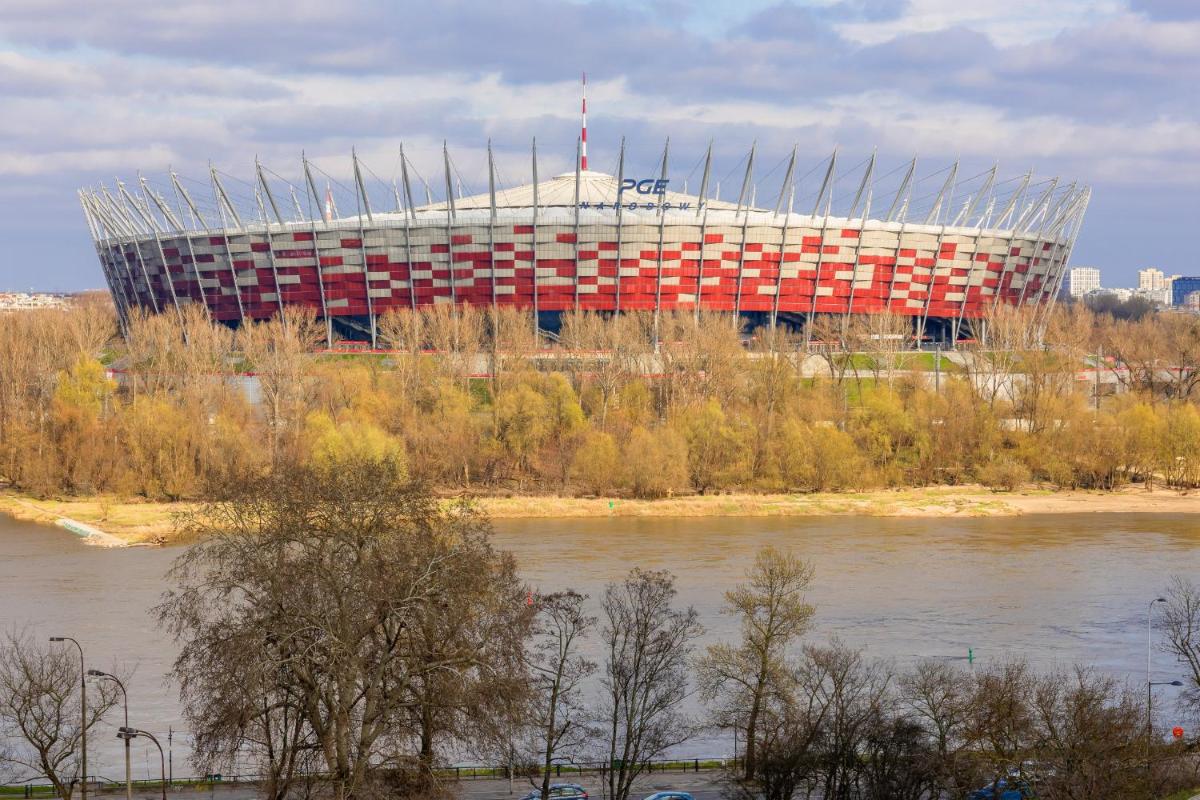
xmin=580 ymin=71 xmax=588 ymax=171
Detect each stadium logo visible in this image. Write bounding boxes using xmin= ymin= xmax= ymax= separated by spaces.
xmin=580 ymin=177 xmax=690 ymax=211
xmin=618 ymin=178 xmax=669 ymax=196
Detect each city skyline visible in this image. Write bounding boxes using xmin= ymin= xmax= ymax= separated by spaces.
xmin=1 ymin=0 xmax=1198 ymax=291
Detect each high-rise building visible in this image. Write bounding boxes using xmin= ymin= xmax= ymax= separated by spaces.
xmin=1172 ymin=277 xmax=1200 ymax=308
xmin=1138 ymin=267 xmax=1167 ymax=292
xmin=1068 ymin=267 xmax=1101 ymax=298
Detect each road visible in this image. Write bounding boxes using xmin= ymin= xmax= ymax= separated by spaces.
xmin=460 ymin=770 xmax=726 ymax=800
xmin=103 ymin=769 xmax=729 ymax=800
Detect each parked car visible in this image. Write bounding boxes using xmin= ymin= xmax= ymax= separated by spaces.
xmin=642 ymin=793 xmax=695 ymax=800
xmin=969 ymin=778 xmax=1033 ymax=799
xmin=520 ymin=784 xmax=589 ymax=800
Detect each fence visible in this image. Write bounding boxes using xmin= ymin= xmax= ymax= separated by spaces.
xmin=0 ymin=757 xmax=734 ymax=796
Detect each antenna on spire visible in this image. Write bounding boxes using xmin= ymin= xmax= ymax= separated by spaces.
xmin=580 ymin=71 xmax=588 ymax=172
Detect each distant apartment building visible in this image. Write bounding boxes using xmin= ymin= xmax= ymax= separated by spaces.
xmin=1139 ymin=268 xmax=1167 ymax=291
xmin=1089 ymin=287 xmax=1132 ymax=302
xmin=1135 ymin=268 xmax=1173 ymax=304
xmin=0 ymin=292 xmax=69 ymax=311
xmin=1067 ymin=266 xmax=1101 ymax=298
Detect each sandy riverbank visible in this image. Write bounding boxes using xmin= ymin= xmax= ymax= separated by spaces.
xmin=2 ymin=486 xmax=1198 ymax=545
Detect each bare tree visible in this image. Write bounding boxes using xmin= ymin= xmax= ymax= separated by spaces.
xmin=1029 ymin=666 xmax=1156 ymax=800
xmin=657 ymin=311 xmax=745 ymax=413
xmin=237 ymin=307 xmax=323 ymax=462
xmin=376 ymin=308 xmax=428 ymax=401
xmin=158 ymin=458 xmax=531 ymax=800
xmin=0 ymin=630 xmax=121 ymax=800
xmin=1162 ymin=575 xmax=1200 ymax=727
xmin=487 ymin=305 xmax=538 ymax=396
xmin=61 ymin=295 xmax=117 ymax=358
xmin=860 ymin=311 xmax=912 ymax=388
xmin=598 ymin=569 xmax=703 ymax=800
xmin=807 ymin=314 xmax=854 ymax=388
xmin=558 ymin=312 xmax=652 ymax=428
xmin=698 ymin=547 xmax=814 ymax=780
xmin=803 ymin=642 xmax=893 ymax=800
xmin=422 ymin=303 xmax=484 ymax=391
xmin=529 ymin=591 xmax=596 ymax=800
xmin=898 ymin=660 xmax=974 ymax=797
xmin=174 ymin=622 xmax=315 ymax=800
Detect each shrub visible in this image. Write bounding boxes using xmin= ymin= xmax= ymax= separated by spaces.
xmin=978 ymin=457 xmax=1030 ymax=492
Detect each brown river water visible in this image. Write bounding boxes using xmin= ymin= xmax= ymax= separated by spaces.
xmin=1 ymin=512 xmax=1198 ymax=779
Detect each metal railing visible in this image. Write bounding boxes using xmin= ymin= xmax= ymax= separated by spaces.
xmin=0 ymin=758 xmax=734 ymax=795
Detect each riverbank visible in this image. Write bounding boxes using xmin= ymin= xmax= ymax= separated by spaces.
xmin=2 ymin=485 xmax=1198 ymax=544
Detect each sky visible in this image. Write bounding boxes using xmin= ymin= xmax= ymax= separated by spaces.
xmin=0 ymin=0 xmax=1197 ymax=291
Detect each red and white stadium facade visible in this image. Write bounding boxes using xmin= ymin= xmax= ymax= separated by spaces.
xmin=78 ymin=142 xmax=1090 ymax=344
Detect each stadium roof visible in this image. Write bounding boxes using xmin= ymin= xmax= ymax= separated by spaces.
xmin=411 ymin=169 xmax=744 ymax=214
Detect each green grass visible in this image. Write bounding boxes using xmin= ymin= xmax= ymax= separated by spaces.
xmin=1161 ymin=788 xmax=1200 ymax=800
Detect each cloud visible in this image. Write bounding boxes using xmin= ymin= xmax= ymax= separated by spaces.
xmin=0 ymin=0 xmax=1195 ymax=289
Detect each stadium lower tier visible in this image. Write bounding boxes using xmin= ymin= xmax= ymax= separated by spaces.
xmin=95 ymin=216 xmax=1070 ymax=323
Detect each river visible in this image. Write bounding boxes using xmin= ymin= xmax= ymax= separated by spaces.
xmin=1 ymin=512 xmax=1197 ymax=780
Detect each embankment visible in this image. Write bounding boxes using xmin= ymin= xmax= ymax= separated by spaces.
xmin=3 ymin=486 xmax=1198 ymax=545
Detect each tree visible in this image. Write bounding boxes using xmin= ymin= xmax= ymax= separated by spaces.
xmin=619 ymin=426 xmax=688 ymax=499
xmin=492 ymin=383 xmax=550 ymax=488
xmin=807 ymin=314 xmax=856 ymax=388
xmin=570 ymin=430 xmax=621 ymax=496
xmin=860 ymin=310 xmax=913 ymax=388
xmin=858 ymin=712 xmax=939 ymax=800
xmin=0 ymin=630 xmax=121 ymax=800
xmin=802 ymin=642 xmax=893 ymax=800
xmin=487 ymin=305 xmax=539 ymax=396
xmin=375 ymin=308 xmax=426 ymax=400
xmin=157 ymin=458 xmax=532 ymax=800
xmin=746 ymin=330 xmax=801 ymax=483
xmin=421 ymin=303 xmax=484 ymax=391
xmin=1029 ymin=667 xmax=1155 ymax=800
xmin=1161 ymin=575 xmax=1200 ymax=727
xmin=698 ymin=547 xmax=814 ymax=780
xmin=598 ymin=569 xmax=703 ymax=800
xmin=961 ymin=660 xmax=1038 ymax=796
xmin=898 ymin=660 xmax=976 ymax=798
xmin=528 ymin=592 xmax=596 ymax=800
xmin=678 ymin=400 xmax=744 ymax=494
xmin=558 ymin=312 xmax=652 ymax=428
xmin=538 ymin=374 xmax=587 ymax=489
xmin=237 ymin=308 xmax=324 ymax=463
xmin=657 ymin=311 xmax=745 ymax=412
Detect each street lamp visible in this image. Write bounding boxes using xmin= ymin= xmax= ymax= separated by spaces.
xmin=89 ymin=670 xmax=131 ymax=800
xmin=50 ymin=637 xmax=86 ymax=800
xmin=1148 ymin=597 xmax=1168 ymax=738
xmin=119 ymin=727 xmax=166 ymax=800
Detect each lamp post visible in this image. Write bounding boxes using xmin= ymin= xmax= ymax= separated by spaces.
xmin=120 ymin=727 xmax=166 ymax=800
xmin=1148 ymin=597 xmax=1167 ymax=739
xmin=89 ymin=670 xmax=131 ymax=800
xmin=49 ymin=637 xmax=86 ymax=800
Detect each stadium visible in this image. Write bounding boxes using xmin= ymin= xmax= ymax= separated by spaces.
xmin=78 ymin=131 xmax=1090 ymax=346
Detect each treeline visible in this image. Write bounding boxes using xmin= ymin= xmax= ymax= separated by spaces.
xmin=3 ymin=462 xmax=1199 ymax=799
xmin=2 ymin=297 xmax=1200 ymax=500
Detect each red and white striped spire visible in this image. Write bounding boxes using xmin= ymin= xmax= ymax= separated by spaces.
xmin=580 ymin=71 xmax=588 ymax=171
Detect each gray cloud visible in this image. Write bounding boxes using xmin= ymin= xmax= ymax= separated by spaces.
xmin=0 ymin=0 xmax=1196 ymax=290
